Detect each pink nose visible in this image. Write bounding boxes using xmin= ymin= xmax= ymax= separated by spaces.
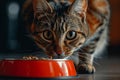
xmin=56 ymin=50 xmax=63 ymax=54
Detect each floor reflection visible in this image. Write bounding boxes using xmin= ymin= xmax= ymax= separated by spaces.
xmin=77 ymin=74 xmax=120 ymax=80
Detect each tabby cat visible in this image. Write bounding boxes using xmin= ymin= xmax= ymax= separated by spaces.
xmin=22 ymin=0 xmax=110 ymax=74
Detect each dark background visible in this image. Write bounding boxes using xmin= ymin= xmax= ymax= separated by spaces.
xmin=0 ymin=0 xmax=39 ymax=53
xmin=0 ymin=0 xmax=119 ymax=57
xmin=109 ymin=0 xmax=120 ymax=57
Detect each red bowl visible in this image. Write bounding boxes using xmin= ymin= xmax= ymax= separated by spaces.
xmin=0 ymin=59 xmax=77 ymax=78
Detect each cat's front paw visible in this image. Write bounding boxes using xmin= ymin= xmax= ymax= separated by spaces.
xmin=77 ymin=64 xmax=95 ymax=74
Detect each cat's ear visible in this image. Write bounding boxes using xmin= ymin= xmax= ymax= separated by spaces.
xmin=68 ymin=0 xmax=88 ymax=37
xmin=68 ymin=0 xmax=88 ymax=15
xmin=33 ymin=0 xmax=53 ymax=13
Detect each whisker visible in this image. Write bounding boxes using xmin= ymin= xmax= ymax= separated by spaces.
xmin=78 ymin=54 xmax=86 ymax=58
xmin=94 ymin=56 xmax=103 ymax=59
xmin=78 ymin=54 xmax=91 ymax=60
xmin=93 ymin=60 xmax=100 ymax=66
xmin=78 ymin=48 xmax=86 ymax=53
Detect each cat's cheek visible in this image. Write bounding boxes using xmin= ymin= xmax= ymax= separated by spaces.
xmin=64 ymin=50 xmax=74 ymax=56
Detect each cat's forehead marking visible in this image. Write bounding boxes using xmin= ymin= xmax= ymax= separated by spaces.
xmin=52 ymin=16 xmax=67 ymax=34
xmin=37 ymin=11 xmax=82 ymax=33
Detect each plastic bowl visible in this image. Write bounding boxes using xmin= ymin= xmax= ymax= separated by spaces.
xmin=0 ymin=59 xmax=77 ymax=78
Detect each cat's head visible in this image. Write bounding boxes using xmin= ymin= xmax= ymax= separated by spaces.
xmin=30 ymin=0 xmax=89 ymax=59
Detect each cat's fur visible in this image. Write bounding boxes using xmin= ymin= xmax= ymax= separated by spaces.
xmin=22 ymin=0 xmax=110 ymax=74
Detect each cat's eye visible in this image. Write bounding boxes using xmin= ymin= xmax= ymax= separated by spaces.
xmin=43 ymin=30 xmax=53 ymax=40
xmin=66 ymin=31 xmax=77 ymax=40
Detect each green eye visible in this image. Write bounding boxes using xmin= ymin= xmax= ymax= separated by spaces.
xmin=43 ymin=30 xmax=53 ymax=40
xmin=66 ymin=31 xmax=77 ymax=40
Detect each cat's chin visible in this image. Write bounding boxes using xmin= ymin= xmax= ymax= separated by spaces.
xmin=51 ymin=55 xmax=70 ymax=59
xmin=52 ymin=56 xmax=65 ymax=59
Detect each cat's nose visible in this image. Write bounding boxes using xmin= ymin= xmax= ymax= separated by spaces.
xmin=55 ymin=48 xmax=64 ymax=55
xmin=53 ymin=46 xmax=65 ymax=58
xmin=56 ymin=49 xmax=63 ymax=55
xmin=54 ymin=44 xmax=63 ymax=55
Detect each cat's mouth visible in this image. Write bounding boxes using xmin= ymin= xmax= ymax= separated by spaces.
xmin=51 ymin=55 xmax=66 ymax=59
xmin=45 ymin=51 xmax=73 ymax=59
xmin=19 ymin=51 xmax=72 ymax=60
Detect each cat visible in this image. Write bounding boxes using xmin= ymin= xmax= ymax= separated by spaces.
xmin=22 ymin=0 xmax=110 ymax=74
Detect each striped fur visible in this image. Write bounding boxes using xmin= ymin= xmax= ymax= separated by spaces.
xmin=22 ymin=0 xmax=110 ymax=74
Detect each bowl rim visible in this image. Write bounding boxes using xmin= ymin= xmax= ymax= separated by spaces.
xmin=0 ymin=59 xmax=72 ymax=61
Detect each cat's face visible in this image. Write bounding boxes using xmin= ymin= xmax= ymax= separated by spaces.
xmin=31 ymin=0 xmax=88 ymax=59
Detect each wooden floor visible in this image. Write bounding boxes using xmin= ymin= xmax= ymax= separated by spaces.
xmin=71 ymin=57 xmax=120 ymax=80
xmin=94 ymin=57 xmax=120 ymax=80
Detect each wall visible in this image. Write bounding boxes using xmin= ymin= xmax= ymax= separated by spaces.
xmin=110 ymin=0 xmax=120 ymax=45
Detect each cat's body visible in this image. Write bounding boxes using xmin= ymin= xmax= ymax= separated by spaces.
xmin=22 ymin=0 xmax=110 ymax=74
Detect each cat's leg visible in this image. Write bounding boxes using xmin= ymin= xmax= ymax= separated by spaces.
xmin=70 ymin=51 xmax=95 ymax=74
xmin=71 ymin=29 xmax=103 ymax=74
xmin=76 ymin=53 xmax=95 ymax=74
xmin=73 ymin=26 xmax=108 ymax=74
xmin=74 ymin=42 xmax=96 ymax=74
xmin=69 ymin=38 xmax=97 ymax=74
xmin=75 ymin=37 xmax=99 ymax=74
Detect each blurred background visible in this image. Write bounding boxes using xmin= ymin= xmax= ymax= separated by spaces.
xmin=0 ymin=0 xmax=119 ymax=57
xmin=0 ymin=0 xmax=39 ymax=54
xmin=109 ymin=0 xmax=120 ymax=57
